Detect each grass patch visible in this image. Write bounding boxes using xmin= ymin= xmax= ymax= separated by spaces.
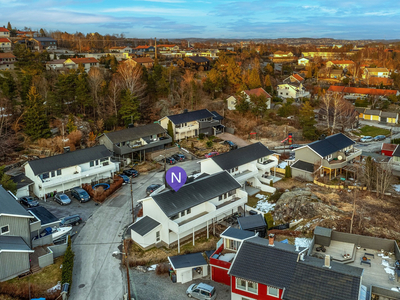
xmin=128 ymin=235 xmax=220 ymax=266
xmin=247 ymin=191 xmax=271 ymax=208
xmin=353 ymin=125 xmax=390 ymax=137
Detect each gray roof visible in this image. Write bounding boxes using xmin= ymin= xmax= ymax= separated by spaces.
xmin=364 ymin=109 xmax=381 ymax=116
xmin=0 ymin=236 xmax=33 ymax=253
xmin=238 ymin=214 xmax=267 ymax=230
xmin=166 ymin=109 xmax=214 ymax=125
xmin=129 ymin=216 xmax=160 ymax=236
xmin=221 ymin=227 xmax=256 ymax=240
xmin=33 ymin=37 xmax=57 ymax=42
xmin=305 ymin=133 xmax=355 ymax=157
xmin=291 ymin=160 xmax=314 ymax=173
xmin=11 ymin=174 xmax=34 ymax=190
xmin=27 ymin=145 xmax=112 ymax=175
xmin=229 ymin=237 xmax=362 ymax=300
xmin=0 ymin=186 xmax=32 ymax=218
xmin=169 ymin=252 xmax=207 ymax=269
xmin=152 ymin=171 xmax=241 ymax=218
xmin=28 ymin=207 xmax=59 ymax=225
xmin=211 ymin=142 xmax=275 ymax=170
xmin=355 ymin=107 xmax=366 ymax=114
xmin=380 ymin=111 xmax=398 ymax=118
xmin=284 ymin=256 xmax=362 ymax=300
xmin=314 ymin=226 xmax=332 ymax=237
xmin=103 ymin=123 xmax=166 ymax=144
xmin=393 ymin=145 xmax=400 ymax=157
xmin=229 ymin=237 xmax=302 ymax=289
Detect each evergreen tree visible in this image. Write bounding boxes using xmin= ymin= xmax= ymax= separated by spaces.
xmin=119 ymin=90 xmax=140 ymax=126
xmin=0 ymin=166 xmax=17 ymax=194
xmin=299 ymin=101 xmax=317 ymax=140
xmin=23 ymin=85 xmax=51 ymax=140
xmin=247 ymin=68 xmax=262 ymax=89
xmin=66 ymin=114 xmax=77 ymax=133
xmin=235 ymin=92 xmax=250 ymax=114
xmin=167 ymin=120 xmax=175 ymax=143
xmin=7 ymin=22 xmax=12 ymax=31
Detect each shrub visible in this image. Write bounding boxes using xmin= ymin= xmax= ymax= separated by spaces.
xmin=82 ymin=176 xmax=123 ymax=203
xmin=269 ymin=190 xmax=283 ymax=203
xmin=206 ymin=140 xmax=213 ymax=148
xmin=61 ymin=236 xmax=74 ymax=288
xmin=391 ymin=138 xmax=400 ymax=144
xmin=269 ymin=180 xmax=273 ymax=187
xmin=285 ymin=165 xmax=292 ymax=178
xmin=198 ymin=133 xmax=205 ymax=140
xmin=264 ymin=213 xmax=274 ymax=229
xmin=155 ymin=263 xmax=170 ymax=275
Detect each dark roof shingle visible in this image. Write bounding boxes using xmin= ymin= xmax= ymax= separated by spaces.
xmin=129 ymin=216 xmax=160 ymax=236
xmin=103 ymin=124 xmax=166 ymax=144
xmin=11 ymin=174 xmax=33 ymax=190
xmin=27 ymin=145 xmax=112 ymax=175
xmin=238 ymin=214 xmax=267 ymax=230
xmin=291 ymin=160 xmax=314 ymax=173
xmin=305 ymin=133 xmax=355 ymax=157
xmin=211 ymin=142 xmax=275 ymax=170
xmin=28 ymin=207 xmax=59 ymax=225
xmin=221 ymin=227 xmax=256 ymax=240
xmin=152 ymin=171 xmax=241 ymax=218
xmin=0 ymin=236 xmax=33 ymax=253
xmin=166 ymin=109 xmax=214 ymax=125
xmin=0 ymin=186 xmax=32 ymax=218
xmin=169 ymin=252 xmax=207 ymax=269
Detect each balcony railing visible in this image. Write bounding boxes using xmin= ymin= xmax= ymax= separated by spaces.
xmin=257 ymin=159 xmax=278 ymax=170
xmin=175 ymin=125 xmax=198 ymax=133
xmin=113 ymin=136 xmax=172 ymax=155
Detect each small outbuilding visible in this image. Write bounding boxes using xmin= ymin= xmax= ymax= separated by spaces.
xmin=168 ymin=252 xmax=208 ymax=284
xmin=314 ymin=226 xmax=332 ymax=247
xmin=237 ymin=214 xmax=267 ymax=238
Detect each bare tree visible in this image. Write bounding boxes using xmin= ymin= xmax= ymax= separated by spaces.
xmin=376 ymin=162 xmax=394 ymax=198
xmin=320 ymin=93 xmax=331 ymax=131
xmin=88 ymin=67 xmax=104 ymax=118
xmin=117 ymin=60 xmax=146 ymax=100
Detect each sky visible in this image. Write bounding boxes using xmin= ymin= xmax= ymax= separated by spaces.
xmin=1 ymin=0 xmax=400 ymax=39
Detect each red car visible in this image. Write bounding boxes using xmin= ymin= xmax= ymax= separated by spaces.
xmin=205 ymin=151 xmax=219 ymax=158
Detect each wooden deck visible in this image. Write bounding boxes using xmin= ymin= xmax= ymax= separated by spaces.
xmin=313 ymin=240 xmax=355 ymax=262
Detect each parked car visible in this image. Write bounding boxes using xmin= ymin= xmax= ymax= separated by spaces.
xmin=224 ymin=140 xmax=237 ymax=149
xmin=289 ymin=144 xmax=300 ymax=150
xmin=360 ymin=136 xmax=373 ymax=143
xmin=70 ymin=187 xmax=90 ymax=203
xmin=186 ymin=283 xmax=216 ymax=300
xmin=118 ymin=174 xmax=130 ymax=184
xmin=54 ymin=193 xmax=72 ymax=205
xmin=146 ymin=184 xmax=162 ymax=196
xmin=60 ymin=214 xmax=82 ymax=226
xmin=165 ymin=157 xmax=176 ymax=165
xmin=205 ymin=152 xmax=219 ymax=158
xmin=172 ymin=154 xmax=185 ymax=162
xmin=19 ymin=196 xmax=39 ymax=208
xmin=123 ymin=169 xmax=140 ymax=177
xmin=374 ymin=135 xmax=386 ymax=141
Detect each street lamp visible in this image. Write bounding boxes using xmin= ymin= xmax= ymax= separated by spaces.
xmin=113 ymin=249 xmax=131 ymax=300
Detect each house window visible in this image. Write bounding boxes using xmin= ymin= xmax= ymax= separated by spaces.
xmin=181 ymin=210 xmax=186 ymax=217
xmin=90 ymin=161 xmax=94 ymax=167
xmin=267 ymin=286 xmax=279 ymax=297
xmin=57 ymin=169 xmax=61 ymax=176
xmin=187 ymin=208 xmax=191 ymax=214
xmin=219 ymin=195 xmax=223 ymax=201
xmin=96 ymin=160 xmax=99 ymax=166
xmin=156 ymin=231 xmax=160 ymax=242
xmin=1 ymin=225 xmax=9 ymax=235
xmin=324 ymin=154 xmax=333 ymax=160
xmin=236 ymin=278 xmax=258 ymax=294
xmin=42 ymin=173 xmax=49 ymax=180
xmin=171 ymin=214 xmax=179 ymax=220
xmin=228 ymin=190 xmax=235 ymax=196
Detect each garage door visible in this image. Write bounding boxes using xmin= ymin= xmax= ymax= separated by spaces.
xmin=212 ymin=266 xmax=230 ymax=286
xmin=180 ymin=270 xmax=192 ymax=284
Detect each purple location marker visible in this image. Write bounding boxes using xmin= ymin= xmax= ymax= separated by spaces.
xmin=166 ymin=166 xmax=187 ymax=192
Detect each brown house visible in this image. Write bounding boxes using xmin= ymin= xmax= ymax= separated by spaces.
xmin=178 ymin=56 xmax=210 ymax=70
xmin=130 ymin=57 xmax=154 ymax=69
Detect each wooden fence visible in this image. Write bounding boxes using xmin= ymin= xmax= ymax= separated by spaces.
xmin=313 ymin=180 xmax=367 ymax=191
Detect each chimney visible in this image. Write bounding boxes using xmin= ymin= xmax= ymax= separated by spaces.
xmin=295 ymin=245 xmax=299 ymax=252
xmin=63 ymin=146 xmax=70 ymax=153
xmin=323 ymin=255 xmax=331 ymax=268
xmin=268 ymin=233 xmax=275 ymax=246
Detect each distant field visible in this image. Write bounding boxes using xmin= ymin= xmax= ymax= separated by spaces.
xmin=353 ymin=125 xmax=390 ymax=137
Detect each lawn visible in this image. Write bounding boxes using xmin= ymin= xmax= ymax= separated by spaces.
xmin=247 ymin=191 xmax=271 ymax=208
xmin=353 ymin=125 xmax=391 ymax=137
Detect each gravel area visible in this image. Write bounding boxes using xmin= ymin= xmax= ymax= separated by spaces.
xmin=217 ymin=132 xmax=249 ymax=148
xmin=129 ymin=269 xmax=231 ymax=300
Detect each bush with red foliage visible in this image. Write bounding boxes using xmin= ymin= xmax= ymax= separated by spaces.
xmin=82 ymin=176 xmax=123 ymax=203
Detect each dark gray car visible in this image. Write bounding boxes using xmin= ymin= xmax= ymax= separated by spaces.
xmin=60 ymin=214 xmax=82 ymax=226
xmin=19 ymin=196 xmax=39 ymax=208
xmin=54 ymin=193 xmax=72 ymax=205
xmin=70 ymin=187 xmax=90 ymax=203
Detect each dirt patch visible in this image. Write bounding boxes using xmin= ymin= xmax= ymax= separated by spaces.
xmin=273 ymin=178 xmax=309 ymax=190
xmin=136 ymin=161 xmax=162 ymax=173
xmin=179 ymin=137 xmax=230 ymax=157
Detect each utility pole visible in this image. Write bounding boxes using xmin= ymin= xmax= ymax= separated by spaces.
xmin=130 ymin=177 xmax=134 ymax=224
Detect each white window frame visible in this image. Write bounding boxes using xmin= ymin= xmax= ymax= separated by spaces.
xmin=1 ymin=224 xmax=10 ymax=235
xmin=267 ymin=286 xmax=279 ymax=297
xmin=236 ymin=278 xmax=258 ymax=295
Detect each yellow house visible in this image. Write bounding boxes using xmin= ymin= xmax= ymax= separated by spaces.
xmin=355 ymin=108 xmax=365 ymax=119
xmin=380 ymin=111 xmax=398 ymax=124
xmin=363 ymin=109 xmax=381 ymax=121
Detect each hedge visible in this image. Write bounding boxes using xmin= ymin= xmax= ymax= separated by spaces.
xmin=61 ymin=236 xmax=75 ymax=288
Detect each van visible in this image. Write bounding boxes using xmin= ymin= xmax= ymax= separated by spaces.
xmin=186 ymin=283 xmax=216 ymax=300
xmin=60 ymin=215 xmax=82 ymax=226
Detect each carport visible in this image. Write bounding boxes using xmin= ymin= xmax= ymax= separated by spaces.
xmin=168 ymin=252 xmax=209 ymax=284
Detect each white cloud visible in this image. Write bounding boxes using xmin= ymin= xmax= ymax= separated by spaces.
xmin=103 ymin=6 xmax=202 ymax=16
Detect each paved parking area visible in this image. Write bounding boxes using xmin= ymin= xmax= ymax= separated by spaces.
xmin=128 ymin=269 xmax=231 ymax=300
xmin=217 ymin=132 xmax=249 ymax=147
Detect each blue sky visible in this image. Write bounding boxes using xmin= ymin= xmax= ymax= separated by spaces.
xmin=1 ymin=0 xmax=400 ymax=39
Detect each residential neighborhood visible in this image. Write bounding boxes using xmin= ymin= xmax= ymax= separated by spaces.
xmin=2 ymin=4 xmax=400 ymax=300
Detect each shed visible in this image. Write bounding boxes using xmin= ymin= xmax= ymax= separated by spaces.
xmin=314 ymin=226 xmax=332 ymax=247
xmin=238 ymin=214 xmax=267 ymax=238
xmin=381 ymin=143 xmax=397 ymax=157
xmin=11 ymin=174 xmax=33 ymax=198
xmin=168 ymin=252 xmax=208 ymax=283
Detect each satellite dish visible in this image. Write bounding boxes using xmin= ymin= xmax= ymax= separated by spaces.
xmin=338 ymin=155 xmax=343 ymax=160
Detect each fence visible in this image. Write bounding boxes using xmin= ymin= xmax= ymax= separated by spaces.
xmin=313 ymin=180 xmax=367 ymax=191
xmin=37 ymin=238 xmax=68 ymax=268
xmin=32 ymin=234 xmax=53 ymax=248
xmin=274 ymin=167 xmax=286 ymax=175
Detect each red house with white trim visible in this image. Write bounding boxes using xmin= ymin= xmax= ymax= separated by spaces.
xmin=381 ymin=143 xmax=398 ymax=157
xmin=209 ymin=227 xmax=256 ymax=286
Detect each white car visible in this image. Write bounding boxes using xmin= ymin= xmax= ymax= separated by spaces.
xmin=360 ymin=136 xmax=373 ymax=143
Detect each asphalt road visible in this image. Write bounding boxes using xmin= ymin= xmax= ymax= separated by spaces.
xmin=69 ymin=159 xmax=201 ymax=300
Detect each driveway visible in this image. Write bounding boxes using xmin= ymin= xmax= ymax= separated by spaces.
xmin=128 ymin=269 xmax=231 ymax=300
xmin=69 ymin=159 xmax=201 ymax=300
xmin=218 ymin=132 xmax=249 ymax=147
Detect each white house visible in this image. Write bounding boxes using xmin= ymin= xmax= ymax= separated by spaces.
xmin=277 ymin=82 xmax=310 ymax=101
xmin=363 ymin=68 xmax=390 ymax=79
xmin=109 ymin=46 xmax=133 ymax=53
xmin=64 ymin=57 xmax=100 ymax=72
xmin=0 ymin=27 xmax=10 ymax=37
xmin=0 ymin=38 xmax=12 ymax=52
xmin=129 ymin=171 xmax=247 ymax=252
xmin=0 ymin=53 xmax=16 ymax=70
xmin=298 ymin=57 xmax=310 ymax=66
xmin=45 ymin=59 xmax=66 ymax=71
xmin=227 ymin=88 xmax=272 ymax=111
xmin=24 ymin=145 xmax=118 ymax=199
xmin=200 ymin=142 xmax=279 ymax=195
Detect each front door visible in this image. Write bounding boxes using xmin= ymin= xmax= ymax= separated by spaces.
xmin=195 ymin=129 xmax=198 ymax=136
